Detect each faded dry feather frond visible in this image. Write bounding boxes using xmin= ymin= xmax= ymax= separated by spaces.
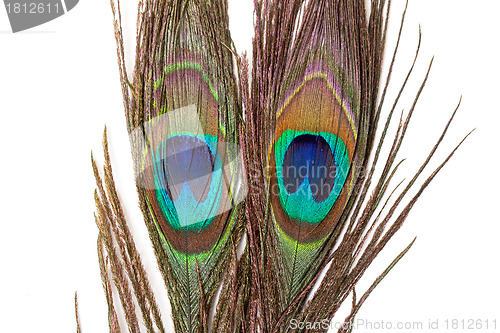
xmin=75 ymin=292 xmax=81 ymax=333
xmin=92 ymin=129 xmax=165 ymax=333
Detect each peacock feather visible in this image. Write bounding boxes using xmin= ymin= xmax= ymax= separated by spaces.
xmin=267 ymin=2 xmax=364 ymax=305
xmin=239 ymin=0 xmax=470 ymax=331
xmin=132 ymin=3 xmax=245 ymax=333
xmin=86 ymin=0 xmax=471 ymax=332
xmin=96 ymin=0 xmax=245 ymax=332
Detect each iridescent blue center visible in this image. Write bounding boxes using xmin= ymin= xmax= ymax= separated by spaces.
xmin=152 ymin=135 xmax=223 ymax=230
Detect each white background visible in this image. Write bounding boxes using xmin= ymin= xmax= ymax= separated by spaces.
xmin=0 ymin=1 xmax=499 ymax=332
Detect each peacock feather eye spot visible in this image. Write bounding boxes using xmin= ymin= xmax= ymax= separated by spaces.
xmin=275 ymin=130 xmax=350 ymax=224
xmin=132 ymin=103 xmax=248 ymax=255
